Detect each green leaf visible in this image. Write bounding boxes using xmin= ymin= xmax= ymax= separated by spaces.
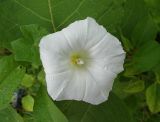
xmin=121 ymin=0 xmax=158 ymax=47
xmin=56 ymin=92 xmax=133 ymax=122
xmin=131 ymin=16 xmax=158 ymax=47
xmin=11 ymin=24 xmax=48 ymax=67
xmin=145 ymin=0 xmax=160 ymax=26
xmin=22 ymin=95 xmax=34 ymax=112
xmin=0 ymin=56 xmax=17 ymax=84
xmin=0 ymin=105 xmax=23 ymax=122
xmin=37 ymin=70 xmax=45 ymax=85
xmin=120 ymin=0 xmax=160 ymax=76
xmin=134 ymin=41 xmax=160 ymax=71
xmin=122 ymin=0 xmax=158 ymax=49
xmin=0 ymin=0 xmax=124 ymax=48
xmin=153 ymin=62 xmax=160 ymax=84
xmin=21 ymin=74 xmax=34 ymax=88
xmin=112 ymin=78 xmax=130 ymax=99
xmin=124 ymin=41 xmax=160 ymax=75
xmin=124 ymin=95 xmax=140 ymax=115
xmin=146 ymin=83 xmax=160 ymax=113
xmin=121 ymin=0 xmax=148 ymax=39
xmin=33 ymin=86 xmax=68 ymax=122
xmin=0 ymin=66 xmax=25 ymax=109
xmin=120 ymin=32 xmax=133 ymax=52
xmin=124 ymin=80 xmax=145 ymax=93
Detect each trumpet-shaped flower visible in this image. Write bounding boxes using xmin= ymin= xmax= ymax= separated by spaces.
xmin=39 ymin=17 xmax=125 ymax=105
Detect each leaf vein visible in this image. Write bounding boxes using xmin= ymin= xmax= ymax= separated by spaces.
xmin=97 ymin=2 xmax=114 ymax=22
xmin=48 ymin=0 xmax=56 ymax=32
xmin=57 ymin=0 xmax=86 ymax=28
xmin=13 ymin=0 xmax=51 ymax=23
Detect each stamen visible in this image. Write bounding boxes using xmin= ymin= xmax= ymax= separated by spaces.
xmin=71 ymin=54 xmax=85 ymax=66
xmin=76 ymin=58 xmax=84 ymax=65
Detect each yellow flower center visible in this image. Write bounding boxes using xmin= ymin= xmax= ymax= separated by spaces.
xmin=71 ymin=54 xmax=84 ymax=66
xmin=70 ymin=51 xmax=89 ymax=68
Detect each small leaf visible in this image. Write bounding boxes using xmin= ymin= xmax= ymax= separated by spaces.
xmin=153 ymin=64 xmax=160 ymax=84
xmin=155 ymin=72 xmax=160 ymax=84
xmin=37 ymin=70 xmax=45 ymax=85
xmin=146 ymin=83 xmax=160 ymax=113
xmin=112 ymin=78 xmax=130 ymax=99
xmin=21 ymin=74 xmax=34 ymax=88
xmin=124 ymin=80 xmax=145 ymax=93
xmin=22 ymin=95 xmax=34 ymax=112
xmin=11 ymin=24 xmax=48 ymax=67
xmin=11 ymin=38 xmax=33 ymax=62
xmin=120 ymin=31 xmax=133 ymax=52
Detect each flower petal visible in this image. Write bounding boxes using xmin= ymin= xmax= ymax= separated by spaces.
xmin=103 ymin=53 xmax=126 ymax=74
xmin=89 ymin=33 xmax=125 ymax=58
xmin=39 ymin=17 xmax=126 ymax=105
xmin=46 ymin=70 xmax=72 ymax=100
xmin=88 ymin=33 xmax=126 ymax=74
xmin=55 ymin=70 xmax=87 ymax=101
xmin=87 ymin=64 xmax=117 ymax=90
xmin=62 ymin=19 xmax=88 ymax=50
xmin=90 ymin=53 xmax=126 ymax=74
xmin=39 ymin=32 xmax=71 ymax=74
xmin=39 ymin=32 xmax=71 ymax=56
xmin=83 ymin=73 xmax=110 ymax=105
xmin=85 ymin=17 xmax=107 ymax=49
xmin=79 ymin=64 xmax=116 ymax=104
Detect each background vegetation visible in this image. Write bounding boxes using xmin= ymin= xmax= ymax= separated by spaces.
xmin=0 ymin=0 xmax=160 ymax=122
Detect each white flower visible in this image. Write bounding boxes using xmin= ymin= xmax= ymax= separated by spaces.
xmin=39 ymin=17 xmax=125 ymax=105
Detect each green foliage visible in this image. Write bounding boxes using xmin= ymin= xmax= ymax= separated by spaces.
xmin=22 ymin=95 xmax=34 ymax=112
xmin=0 ymin=65 xmax=25 ymax=109
xmin=147 ymin=115 xmax=160 ymax=122
xmin=122 ymin=0 xmax=160 ymax=76
xmin=124 ymin=80 xmax=145 ymax=93
xmin=146 ymin=83 xmax=160 ymax=113
xmin=11 ymin=25 xmax=48 ymax=67
xmin=0 ymin=0 xmax=160 ymax=121
xmin=0 ymin=0 xmax=124 ymax=48
xmin=33 ymin=86 xmax=68 ymax=122
xmin=121 ymin=0 xmax=148 ymax=39
xmin=56 ymin=92 xmax=133 ymax=122
xmin=0 ymin=56 xmax=17 ymax=83
xmin=21 ymin=74 xmax=34 ymax=88
xmin=125 ymin=41 xmax=160 ymax=76
xmin=37 ymin=70 xmax=45 ymax=85
xmin=0 ymin=105 xmax=23 ymax=122
xmin=145 ymin=0 xmax=160 ymax=26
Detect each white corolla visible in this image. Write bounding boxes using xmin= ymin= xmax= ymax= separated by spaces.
xmin=39 ymin=17 xmax=125 ymax=105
